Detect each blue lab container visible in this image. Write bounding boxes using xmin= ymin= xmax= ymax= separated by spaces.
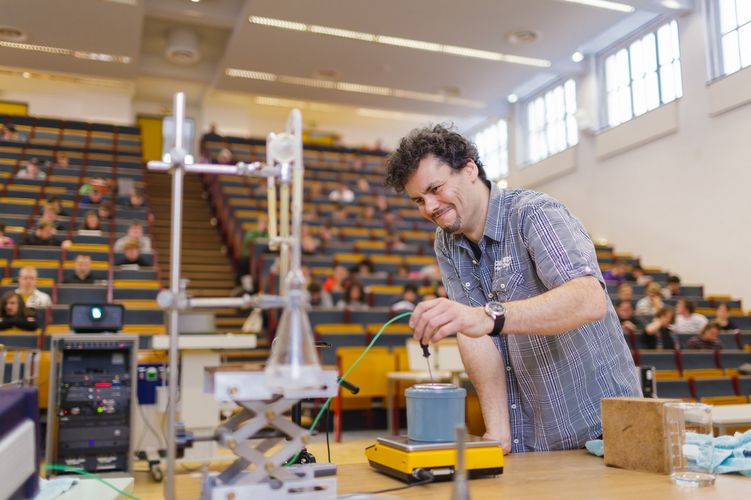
xmin=406 ymin=383 xmax=466 ymax=442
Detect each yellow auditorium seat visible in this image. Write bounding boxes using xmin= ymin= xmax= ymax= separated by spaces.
xmin=683 ymin=369 xmax=725 ymax=379
xmin=334 ymin=346 xmax=396 ymax=442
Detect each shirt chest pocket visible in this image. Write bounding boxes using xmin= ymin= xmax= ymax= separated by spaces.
xmin=491 ymin=266 xmax=525 ymax=301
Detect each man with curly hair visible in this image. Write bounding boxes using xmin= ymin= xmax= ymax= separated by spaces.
xmin=386 ymin=125 xmax=640 ymax=454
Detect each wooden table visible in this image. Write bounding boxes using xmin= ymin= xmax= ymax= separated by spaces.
xmin=336 ymin=450 xmax=749 ymax=498
xmin=712 ymin=404 xmax=751 ymax=435
xmin=167 ymin=449 xmax=748 ymax=499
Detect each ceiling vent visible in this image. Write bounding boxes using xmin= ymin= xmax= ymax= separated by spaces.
xmin=506 ymin=30 xmax=540 ymax=45
xmin=0 ymin=26 xmax=27 ymax=42
xmin=165 ymin=28 xmax=201 ymax=65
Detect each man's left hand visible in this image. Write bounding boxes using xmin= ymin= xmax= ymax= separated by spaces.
xmin=409 ymin=298 xmax=493 ymax=344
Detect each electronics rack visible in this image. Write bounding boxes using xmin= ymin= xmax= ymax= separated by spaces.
xmin=45 ymin=335 xmax=138 ymax=476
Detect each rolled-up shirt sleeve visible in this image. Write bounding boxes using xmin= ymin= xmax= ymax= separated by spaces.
xmin=520 ymin=200 xmax=603 ymax=291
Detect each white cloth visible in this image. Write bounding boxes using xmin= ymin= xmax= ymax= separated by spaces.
xmin=114 ymin=235 xmax=152 ymax=253
xmin=15 ymin=288 xmax=52 ymax=309
xmin=673 ymin=312 xmax=708 ymax=334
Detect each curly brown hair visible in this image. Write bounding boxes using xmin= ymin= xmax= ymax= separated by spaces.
xmin=385 ymin=124 xmax=487 ymax=193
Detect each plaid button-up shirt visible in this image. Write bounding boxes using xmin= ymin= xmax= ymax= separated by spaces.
xmin=435 ymin=183 xmax=641 ymax=452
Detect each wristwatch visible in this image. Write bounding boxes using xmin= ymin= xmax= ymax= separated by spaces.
xmin=484 ymin=301 xmax=506 ymax=336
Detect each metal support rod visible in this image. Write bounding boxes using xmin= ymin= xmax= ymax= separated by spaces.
xmin=164 ymin=91 xmax=186 ymax=500
xmin=147 ymin=161 xmax=280 ymax=177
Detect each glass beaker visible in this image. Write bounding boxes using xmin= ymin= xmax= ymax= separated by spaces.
xmin=664 ymin=402 xmax=715 ymax=487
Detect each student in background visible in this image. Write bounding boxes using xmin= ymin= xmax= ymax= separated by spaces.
xmin=673 ymin=298 xmax=708 ymax=335
xmin=336 ymin=281 xmax=369 ymax=310
xmin=642 ymin=306 xmax=676 ymax=350
xmin=64 ymin=254 xmax=95 ymax=284
xmin=635 ymin=282 xmax=664 ymax=317
xmin=686 ymin=322 xmax=724 ymax=350
xmin=714 ymin=303 xmax=739 ymax=331
xmin=15 ymin=266 xmax=52 ymax=310
xmin=0 ymin=291 xmax=39 ymax=331
xmin=0 ymin=224 xmax=14 ymax=247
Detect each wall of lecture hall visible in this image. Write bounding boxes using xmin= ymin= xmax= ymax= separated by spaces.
xmin=509 ymin=10 xmax=751 ymax=307
xmin=0 ymin=74 xmax=133 ymax=125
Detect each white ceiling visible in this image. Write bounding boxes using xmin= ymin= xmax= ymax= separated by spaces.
xmin=0 ymin=0 xmax=693 ymax=124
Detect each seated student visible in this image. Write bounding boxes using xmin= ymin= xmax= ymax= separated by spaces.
xmin=635 ymin=281 xmax=664 ymax=317
xmin=38 ymin=204 xmax=65 ymax=231
xmin=16 ymin=158 xmax=46 ymax=180
xmin=686 ymin=322 xmax=724 ymax=350
xmin=0 ymin=224 xmax=14 ymax=248
xmin=673 ymin=298 xmax=708 ymax=335
xmin=602 ymin=259 xmax=627 ymax=284
xmin=79 ymin=187 xmax=104 ymax=206
xmin=78 ymin=210 xmax=102 ymax=233
xmin=0 ymin=291 xmax=39 ymax=331
xmin=616 ymin=300 xmax=642 ymax=336
xmin=15 ymin=266 xmax=52 ymax=310
xmin=54 ymin=152 xmax=70 ymax=168
xmin=328 ymin=182 xmax=355 ymax=203
xmin=642 ymin=306 xmax=676 ymax=350
xmin=114 ymin=220 xmax=152 ymax=254
xmin=615 ymin=282 xmax=634 ymax=304
xmin=662 ymin=275 xmax=682 ymax=299
xmin=307 ymin=281 xmax=333 ymax=308
xmin=625 ymin=265 xmax=652 ymax=286
xmin=390 ymin=283 xmax=419 ymax=312
xmin=336 ymin=281 xmax=369 ymax=310
xmin=64 ymin=254 xmax=95 ymax=284
xmin=352 ymin=258 xmax=374 ymax=278
xmin=714 ymin=303 xmax=739 ymax=331
xmin=323 ymin=264 xmax=350 ymax=293
xmin=300 ymin=224 xmax=320 ymax=255
xmin=23 ymin=221 xmax=71 ymax=248
xmin=46 ymin=196 xmax=69 ymax=217
xmin=115 ymin=240 xmax=150 ymax=267
xmin=125 ymin=189 xmax=146 ymax=209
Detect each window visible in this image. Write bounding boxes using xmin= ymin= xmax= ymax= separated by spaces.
xmin=524 ymin=79 xmax=578 ymax=164
xmin=602 ymin=20 xmax=682 ymax=128
xmin=710 ymin=0 xmax=751 ymax=77
xmin=473 ymin=119 xmax=508 ymax=180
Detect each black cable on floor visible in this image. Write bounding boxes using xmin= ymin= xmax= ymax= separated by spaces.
xmin=340 ymin=476 xmax=434 ymax=497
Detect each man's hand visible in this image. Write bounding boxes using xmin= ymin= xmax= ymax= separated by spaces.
xmin=621 ymin=320 xmax=637 ymax=334
xmin=483 ymin=431 xmax=511 ymax=455
xmin=409 ymin=298 xmax=493 ymax=344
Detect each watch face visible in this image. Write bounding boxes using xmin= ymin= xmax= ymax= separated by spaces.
xmin=487 ymin=301 xmax=506 ymax=316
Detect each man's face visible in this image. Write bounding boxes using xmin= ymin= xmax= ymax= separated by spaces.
xmin=617 ymin=302 xmax=633 ymax=320
xmin=75 ymin=256 xmax=91 ymax=275
xmin=128 ymin=225 xmax=143 ymax=239
xmin=405 ymin=155 xmax=474 ymax=235
xmin=19 ymin=271 xmax=36 ymax=291
xmin=676 ymin=300 xmax=688 ymax=316
xmin=704 ymin=326 xmax=719 ymax=341
xmin=617 ymin=285 xmax=633 ymax=301
xmin=5 ymin=295 xmax=19 ymax=316
xmin=37 ymin=225 xmax=53 ymax=239
xmin=125 ymin=247 xmax=140 ymax=261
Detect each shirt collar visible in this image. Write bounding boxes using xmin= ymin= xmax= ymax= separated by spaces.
xmin=483 ymin=181 xmax=505 ymax=243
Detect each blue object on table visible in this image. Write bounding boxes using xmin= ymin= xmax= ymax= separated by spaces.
xmin=585 ymin=429 xmax=751 ymax=477
xmin=406 ymin=383 xmax=466 ymax=442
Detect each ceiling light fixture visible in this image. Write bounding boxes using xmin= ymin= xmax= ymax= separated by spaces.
xmin=248 ymin=16 xmax=551 ymax=67
xmin=356 ymin=108 xmax=447 ymax=122
xmin=507 ymin=94 xmax=519 ymax=103
xmin=0 ymin=40 xmax=131 ymax=63
xmin=225 ymin=67 xmax=485 ymax=108
xmin=660 ymin=0 xmax=684 ymax=9
xmin=571 ymin=51 xmax=584 ymax=62
xmin=558 ymin=0 xmax=635 ymax=13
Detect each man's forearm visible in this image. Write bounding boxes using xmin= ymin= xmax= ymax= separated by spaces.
xmin=457 ymin=334 xmax=510 ymax=449
xmin=503 ymin=276 xmax=606 ymax=336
